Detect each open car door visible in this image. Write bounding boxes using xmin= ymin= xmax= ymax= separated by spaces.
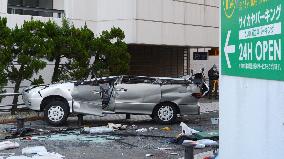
xmin=71 ymin=81 xmax=104 ymax=116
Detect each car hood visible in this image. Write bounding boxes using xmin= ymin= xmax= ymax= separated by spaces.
xmin=24 ymin=82 xmax=75 ymax=94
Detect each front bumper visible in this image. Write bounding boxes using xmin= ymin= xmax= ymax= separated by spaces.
xmin=22 ymin=92 xmax=42 ymax=111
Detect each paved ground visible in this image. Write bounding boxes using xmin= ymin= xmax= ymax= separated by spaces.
xmin=0 ymin=99 xmax=219 ymax=159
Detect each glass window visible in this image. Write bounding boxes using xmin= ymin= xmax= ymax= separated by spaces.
xmin=7 ymin=0 xmax=54 ymax=17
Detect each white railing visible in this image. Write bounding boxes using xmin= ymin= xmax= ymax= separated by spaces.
xmin=0 ymin=93 xmax=25 ymax=112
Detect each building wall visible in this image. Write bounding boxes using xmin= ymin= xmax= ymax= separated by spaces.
xmin=0 ymin=0 xmax=219 ymax=46
xmin=0 ymin=0 xmax=7 ymax=14
xmin=64 ymin=0 xmax=137 ymax=43
xmin=53 ymin=0 xmax=64 ymax=10
xmin=135 ymin=0 xmax=219 ymax=47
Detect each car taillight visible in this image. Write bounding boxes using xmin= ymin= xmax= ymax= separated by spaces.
xmin=192 ymin=93 xmax=202 ymax=99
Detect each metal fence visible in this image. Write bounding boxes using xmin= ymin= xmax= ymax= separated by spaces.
xmin=0 ymin=93 xmax=25 ymax=112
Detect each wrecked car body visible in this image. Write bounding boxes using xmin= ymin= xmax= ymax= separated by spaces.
xmin=22 ymin=76 xmax=206 ymax=125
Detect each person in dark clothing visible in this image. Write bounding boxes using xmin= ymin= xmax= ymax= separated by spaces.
xmin=208 ymin=64 xmax=219 ymax=99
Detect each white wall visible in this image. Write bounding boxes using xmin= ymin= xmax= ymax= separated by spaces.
xmin=0 ymin=0 xmax=219 ymax=47
xmin=53 ymin=0 xmax=64 ymax=10
xmin=64 ymin=0 xmax=136 ymax=43
xmin=135 ymin=0 xmax=219 ymax=47
xmin=220 ymin=76 xmax=284 ymax=159
xmin=0 ymin=0 xmax=7 ymax=14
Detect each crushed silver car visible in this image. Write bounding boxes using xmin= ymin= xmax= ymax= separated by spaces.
xmin=22 ymin=75 xmax=207 ymax=125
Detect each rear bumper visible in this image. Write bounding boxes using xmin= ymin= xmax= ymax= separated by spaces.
xmin=179 ymin=102 xmax=200 ymax=115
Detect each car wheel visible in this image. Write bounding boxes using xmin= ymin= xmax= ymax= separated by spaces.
xmin=153 ymin=103 xmax=177 ymax=124
xmin=44 ymin=100 xmax=69 ymax=126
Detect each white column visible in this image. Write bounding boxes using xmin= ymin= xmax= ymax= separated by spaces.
xmin=64 ymin=0 xmax=73 ymax=18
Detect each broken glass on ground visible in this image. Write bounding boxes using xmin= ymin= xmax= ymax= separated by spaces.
xmin=31 ymin=131 xmax=120 ymax=143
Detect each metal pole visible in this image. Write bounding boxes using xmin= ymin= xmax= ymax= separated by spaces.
xmin=126 ymin=114 xmax=130 ymax=120
xmin=16 ymin=117 xmax=25 ymax=130
xmin=183 ymin=142 xmax=194 ymax=159
xmin=77 ymin=114 xmax=84 ymax=127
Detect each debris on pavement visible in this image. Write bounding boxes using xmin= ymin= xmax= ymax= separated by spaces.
xmin=180 ymin=122 xmax=199 ymax=136
xmin=0 ymin=141 xmax=19 ymax=151
xmin=194 ymin=130 xmax=219 ymax=140
xmin=6 ymin=155 xmax=31 ymax=159
xmin=196 ymin=139 xmax=218 ymax=146
xmin=161 ymin=127 xmax=171 ymax=131
xmin=31 ymin=132 xmax=120 ymax=143
xmin=7 ymin=152 xmax=64 ymax=159
xmin=107 ymin=123 xmax=127 ymax=130
xmin=168 ymin=134 xmax=196 ymax=144
xmin=83 ymin=126 xmax=114 ymax=134
xmin=182 ymin=140 xmax=205 ymax=149
xmin=3 ymin=146 xmax=64 ymax=159
xmin=22 ymin=146 xmax=48 ymax=155
xmin=157 ymin=147 xmax=172 ymax=150
xmin=120 ymin=125 xmax=128 ymax=130
xmin=5 ymin=128 xmax=35 ymax=139
xmin=145 ymin=154 xmax=153 ymax=157
xmin=168 ymin=122 xmax=219 ymax=150
xmin=194 ymin=151 xmax=215 ymax=159
xmin=182 ymin=139 xmax=218 ymax=149
xmin=131 ymin=125 xmax=137 ymax=129
xmin=136 ymin=128 xmax=147 ymax=133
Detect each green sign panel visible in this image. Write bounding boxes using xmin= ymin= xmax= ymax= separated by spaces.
xmin=221 ymin=0 xmax=284 ymax=80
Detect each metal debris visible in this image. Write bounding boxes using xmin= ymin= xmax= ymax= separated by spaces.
xmin=0 ymin=141 xmax=19 ymax=151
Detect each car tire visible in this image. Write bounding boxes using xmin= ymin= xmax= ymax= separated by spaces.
xmin=153 ymin=103 xmax=177 ymax=124
xmin=44 ymin=100 xmax=69 ymax=126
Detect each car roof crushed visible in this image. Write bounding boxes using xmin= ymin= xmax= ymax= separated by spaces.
xmin=74 ymin=75 xmax=193 ymax=86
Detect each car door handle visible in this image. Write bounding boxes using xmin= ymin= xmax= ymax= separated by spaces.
xmin=92 ymin=90 xmax=101 ymax=94
xmin=116 ymin=88 xmax=127 ymax=92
